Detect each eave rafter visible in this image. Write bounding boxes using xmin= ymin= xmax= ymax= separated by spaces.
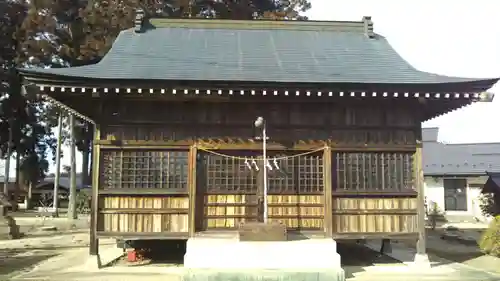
xmin=22 ymin=85 xmax=96 ymax=124
xmin=35 ymin=85 xmax=493 ymax=101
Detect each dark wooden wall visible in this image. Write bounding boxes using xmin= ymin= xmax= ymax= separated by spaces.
xmin=95 ymin=98 xmax=420 ymax=238
xmin=99 ymin=99 xmax=419 ymax=145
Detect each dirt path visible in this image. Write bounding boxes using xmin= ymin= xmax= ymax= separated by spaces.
xmin=0 ymin=232 xmax=90 ymax=280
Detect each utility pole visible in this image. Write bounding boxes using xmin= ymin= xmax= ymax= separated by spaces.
xmin=68 ymin=115 xmax=77 ymax=220
xmin=254 ymin=116 xmax=268 ymax=223
xmin=53 ymin=113 xmax=63 ymax=217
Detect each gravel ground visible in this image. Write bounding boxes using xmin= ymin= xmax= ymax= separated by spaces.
xmin=2 ymin=223 xmax=498 ymax=281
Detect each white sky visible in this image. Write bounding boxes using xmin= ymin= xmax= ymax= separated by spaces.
xmin=305 ymin=0 xmax=500 ymax=143
xmin=2 ymin=0 xmax=499 ymax=176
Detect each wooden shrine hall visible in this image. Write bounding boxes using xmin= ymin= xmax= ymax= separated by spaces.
xmin=19 ymin=13 xmax=499 ymax=264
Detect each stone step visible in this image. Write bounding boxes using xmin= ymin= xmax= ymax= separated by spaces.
xmin=349 ymin=275 xmax=498 ymax=281
xmin=348 ymin=270 xmax=499 ymax=281
xmin=185 ymin=237 xmax=340 ymax=269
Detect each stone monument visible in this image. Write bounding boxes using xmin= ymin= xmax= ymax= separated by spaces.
xmin=0 ymin=193 xmax=21 ymax=239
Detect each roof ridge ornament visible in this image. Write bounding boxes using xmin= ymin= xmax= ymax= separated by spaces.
xmin=135 ymin=8 xmax=145 ymax=33
xmin=478 ymin=91 xmax=495 ymax=102
xmin=362 ymin=16 xmax=374 ymax=38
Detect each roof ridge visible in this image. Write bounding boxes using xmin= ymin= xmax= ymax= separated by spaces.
xmin=143 ymin=17 xmax=371 ymax=35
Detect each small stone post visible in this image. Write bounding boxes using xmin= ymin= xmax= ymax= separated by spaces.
xmin=0 ymin=193 xmax=21 ymax=239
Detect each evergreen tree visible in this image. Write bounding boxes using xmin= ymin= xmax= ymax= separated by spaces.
xmin=17 ymin=0 xmax=312 ymax=187
xmin=0 ymin=1 xmax=58 ymax=208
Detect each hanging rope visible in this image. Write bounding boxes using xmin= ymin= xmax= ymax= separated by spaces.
xmin=197 ymin=146 xmax=326 ymax=161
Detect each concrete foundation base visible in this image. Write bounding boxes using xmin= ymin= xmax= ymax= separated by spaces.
xmin=183 ymin=269 xmax=345 ymax=281
xmin=184 ymin=236 xmax=344 ymax=280
xmin=83 ymin=244 xmax=125 ymax=270
xmin=410 ymin=253 xmax=432 ymax=269
xmin=84 ymin=255 xmax=103 ymax=270
xmin=185 ymin=236 xmax=341 ymax=269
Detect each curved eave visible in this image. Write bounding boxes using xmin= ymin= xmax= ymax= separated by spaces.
xmin=423 ymin=99 xmax=473 ymax=122
xmin=19 ymin=68 xmax=500 ymax=93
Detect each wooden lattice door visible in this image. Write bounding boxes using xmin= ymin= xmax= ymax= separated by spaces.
xmin=196 ymin=151 xmax=261 ymax=230
xmin=194 ymin=149 xmax=326 ymax=232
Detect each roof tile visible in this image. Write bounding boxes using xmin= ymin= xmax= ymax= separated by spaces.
xmin=19 ymin=18 xmax=498 ymax=85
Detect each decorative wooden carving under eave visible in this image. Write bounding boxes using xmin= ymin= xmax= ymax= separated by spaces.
xmin=35 ymin=85 xmax=488 ymax=100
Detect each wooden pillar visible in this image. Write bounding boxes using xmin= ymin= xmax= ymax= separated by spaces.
xmin=188 ymin=144 xmax=198 ymax=237
xmin=414 ymin=145 xmax=426 ymax=255
xmin=89 ymin=124 xmax=101 ymax=255
xmin=68 ymin=115 xmax=77 ymax=220
xmin=323 ymin=146 xmax=333 ymax=236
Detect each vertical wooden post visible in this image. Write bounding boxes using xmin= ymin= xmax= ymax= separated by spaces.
xmin=53 ymin=113 xmax=63 ymax=217
xmin=90 ymin=123 xmax=101 ymax=256
xmin=68 ymin=115 xmax=78 ymax=220
xmin=414 ymin=144 xmax=427 ymax=256
xmin=188 ymin=144 xmax=198 ymax=237
xmin=323 ymin=146 xmax=333 ymax=236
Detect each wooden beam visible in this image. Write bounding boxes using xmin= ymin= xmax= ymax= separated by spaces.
xmin=332 ymin=191 xmax=417 ymax=197
xmin=89 ymin=124 xmax=101 ymax=256
xmin=98 ymin=189 xmax=188 ymax=195
xmin=205 ymin=202 xmax=324 ymax=207
xmin=96 ymin=231 xmax=189 ymax=240
xmin=188 ymin=144 xmax=198 ymax=237
xmin=99 ymin=208 xmax=188 ymax=214
xmin=96 ymin=139 xmax=417 ymax=152
xmin=332 ymin=209 xmax=417 ymax=215
xmin=333 ymin=232 xmax=419 ymax=240
xmin=323 ymin=146 xmax=333 ymax=236
xmin=414 ymin=144 xmax=427 ymax=255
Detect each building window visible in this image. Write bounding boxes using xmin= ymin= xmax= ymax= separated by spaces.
xmin=443 ymin=178 xmax=467 ymax=211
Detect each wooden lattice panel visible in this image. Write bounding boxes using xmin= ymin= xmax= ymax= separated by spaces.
xmin=267 ymin=153 xmax=324 ymax=194
xmin=335 ymin=152 xmax=414 ymax=191
xmin=201 ymin=153 xmax=259 ymax=194
xmin=99 ymin=196 xmax=189 ymax=233
xmin=332 ymin=197 xmax=418 ymax=233
xmin=100 ymin=150 xmax=189 ymax=192
xmin=268 ymin=195 xmax=324 ymax=230
xmin=204 ymin=195 xmax=256 ymax=228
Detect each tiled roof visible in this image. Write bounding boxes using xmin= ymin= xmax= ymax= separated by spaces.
xmin=423 ymin=128 xmax=500 ymax=176
xmin=35 ymin=175 xmax=88 ymax=191
xmin=19 ymin=18 xmax=498 ymax=86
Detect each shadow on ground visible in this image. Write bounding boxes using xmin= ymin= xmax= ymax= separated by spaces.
xmin=0 ymin=248 xmax=58 ymax=277
xmin=110 ymin=239 xmax=405 ymax=278
xmin=338 ymin=242 xmax=401 ymax=279
xmin=113 ymin=240 xmax=186 ymax=267
xmin=398 ymin=228 xmax=486 ymax=266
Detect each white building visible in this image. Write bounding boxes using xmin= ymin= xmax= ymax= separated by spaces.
xmin=423 ymin=128 xmax=500 ymax=222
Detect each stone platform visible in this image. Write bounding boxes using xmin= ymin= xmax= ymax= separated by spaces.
xmin=183 ymin=232 xmax=345 ymax=281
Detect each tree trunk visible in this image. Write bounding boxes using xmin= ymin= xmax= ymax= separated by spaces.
xmin=26 ymin=181 xmax=32 ymax=210
xmin=12 ymin=153 xmax=20 ymax=211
